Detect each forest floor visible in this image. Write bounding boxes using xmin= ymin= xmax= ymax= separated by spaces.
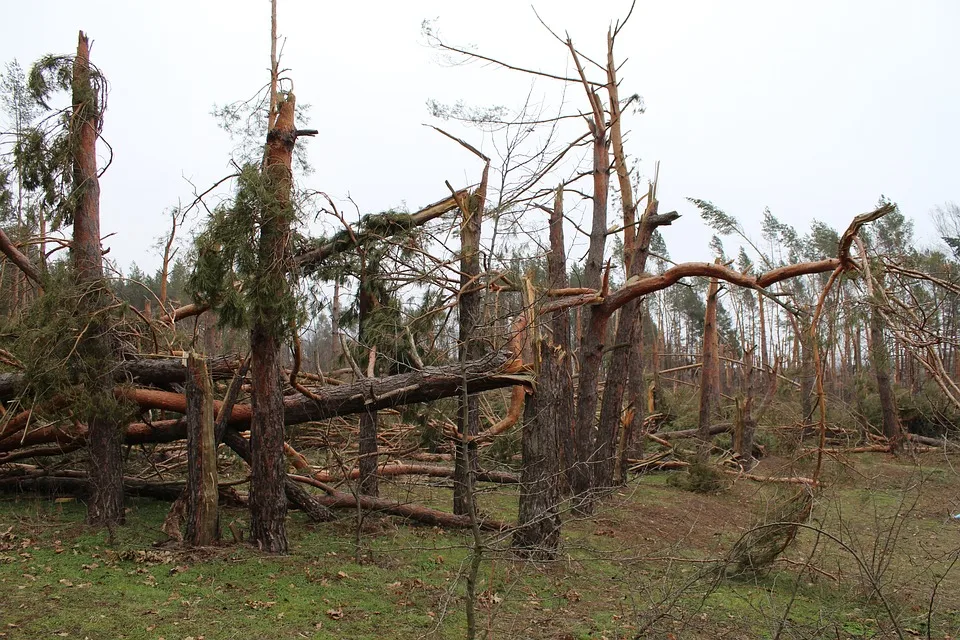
xmin=1 ymin=450 xmax=959 ymax=639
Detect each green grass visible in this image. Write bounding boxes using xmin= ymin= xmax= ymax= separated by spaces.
xmin=1 ymin=453 xmax=960 ymax=639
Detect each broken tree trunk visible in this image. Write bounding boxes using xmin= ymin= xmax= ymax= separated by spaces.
xmin=185 ymin=354 xmax=218 ymax=546
xmin=453 ymin=170 xmax=486 ymax=516
xmin=595 ymin=189 xmax=680 ymax=492
xmin=248 ymin=89 xmax=299 ymax=554
xmin=308 ymin=464 xmax=518 ymax=484
xmin=545 ymin=187 xmax=577 ymax=496
xmin=697 ymin=270 xmax=721 ymax=463
xmin=71 ymin=31 xmax=124 ymax=529
xmin=570 ymin=121 xmax=610 ymax=505
xmin=0 ymin=355 xmax=241 ymax=403
xmin=0 ymin=354 xmax=527 ymax=455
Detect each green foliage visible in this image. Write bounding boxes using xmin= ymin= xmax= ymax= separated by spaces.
xmin=708 ymin=234 xmax=725 ymax=261
xmin=723 ymin=489 xmax=813 ymax=578
xmin=189 ymin=164 xmax=301 ymax=337
xmin=212 ymin=92 xmax=313 ymax=174
xmin=6 ymin=267 xmax=133 ymax=424
xmin=667 ymin=462 xmax=728 ymax=494
xmin=689 ymin=198 xmax=742 ymax=236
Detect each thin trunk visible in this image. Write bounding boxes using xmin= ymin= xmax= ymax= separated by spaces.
xmin=186 ymin=353 xmax=218 ymax=546
xmin=870 ymin=304 xmax=902 ymax=449
xmin=697 ymin=272 xmax=721 ymax=462
xmin=331 ymin=280 xmax=341 ymax=364
xmin=799 ymin=315 xmax=815 ymax=426
xmin=357 ymin=268 xmax=379 ymax=497
xmin=734 ymin=347 xmax=757 ymax=463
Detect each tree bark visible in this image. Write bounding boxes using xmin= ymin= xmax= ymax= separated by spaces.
xmin=513 ymin=341 xmax=565 ymax=559
xmin=454 ymin=173 xmax=486 ymax=516
xmin=546 ymin=188 xmax=576 ymax=495
xmin=71 ymin=31 xmax=124 ymax=529
xmin=185 ymin=354 xmax=218 ymax=546
xmin=0 ymin=355 xmax=241 ymax=402
xmin=0 ymin=354 xmax=527 ymax=455
xmin=869 ymin=302 xmax=902 ymax=449
xmin=595 ymin=197 xmax=679 ymax=490
xmin=358 ymin=410 xmax=379 ymax=497
xmin=248 ymin=92 xmax=298 ymax=553
xmin=357 ymin=267 xmax=379 ymax=497
xmin=697 ymin=272 xmax=721 ymax=462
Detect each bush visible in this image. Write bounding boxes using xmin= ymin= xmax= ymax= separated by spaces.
xmin=667 ymin=462 xmax=728 ymax=494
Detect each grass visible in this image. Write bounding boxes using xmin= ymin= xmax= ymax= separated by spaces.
xmin=1 ymin=452 xmax=960 ymax=639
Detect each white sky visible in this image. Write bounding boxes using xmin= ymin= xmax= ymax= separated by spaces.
xmin=2 ymin=0 xmax=958 ymax=273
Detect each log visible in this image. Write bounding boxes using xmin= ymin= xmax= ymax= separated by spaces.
xmin=288 ymin=473 xmax=508 ymax=531
xmin=905 ymin=433 xmax=960 ymax=449
xmin=117 ymin=353 xmax=525 ymax=427
xmin=0 ymin=354 xmax=527 ymax=454
xmin=0 ymin=466 xmax=244 ymax=504
xmin=657 ymin=424 xmax=731 ymax=441
xmin=0 ymin=355 xmax=241 ymax=402
xmin=308 ymin=463 xmax=518 ymax=484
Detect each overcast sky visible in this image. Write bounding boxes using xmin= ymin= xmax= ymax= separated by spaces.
xmin=2 ymin=0 xmax=958 ymax=273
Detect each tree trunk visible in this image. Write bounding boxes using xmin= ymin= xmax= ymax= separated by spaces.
xmin=358 ymin=410 xmax=379 ymax=497
xmin=799 ymin=315 xmax=815 ymax=426
xmin=734 ymin=347 xmax=758 ymax=463
xmin=185 ymin=354 xmax=218 ymax=546
xmin=0 ymin=354 xmax=526 ymax=456
xmin=72 ymin=31 xmax=124 ymax=529
xmin=513 ymin=341 xmax=564 ymax=559
xmin=594 ymin=194 xmax=677 ymax=491
xmin=869 ymin=303 xmax=902 ymax=450
xmin=357 ymin=267 xmax=379 ymax=497
xmin=454 ymin=176 xmax=485 ymax=516
xmin=223 ymin=427 xmax=333 ymax=524
xmin=546 ymin=188 xmax=576 ymax=495
xmin=0 ymin=355 xmax=241 ymax=402
xmin=248 ymin=92 xmax=299 ymax=554
xmin=697 ymin=273 xmax=721 ymax=462
xmin=620 ymin=304 xmax=647 ymax=480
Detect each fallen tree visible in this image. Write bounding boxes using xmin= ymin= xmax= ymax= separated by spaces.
xmin=0 ymin=353 xmax=527 ymax=453
xmin=308 ymin=463 xmax=518 ymax=484
xmin=0 ymin=355 xmax=242 ymax=402
xmin=288 ymin=473 xmax=508 ymax=531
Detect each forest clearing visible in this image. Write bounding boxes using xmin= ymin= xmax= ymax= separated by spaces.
xmin=3 ymin=452 xmax=960 ymax=639
xmin=1 ymin=1 xmax=959 ymax=638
